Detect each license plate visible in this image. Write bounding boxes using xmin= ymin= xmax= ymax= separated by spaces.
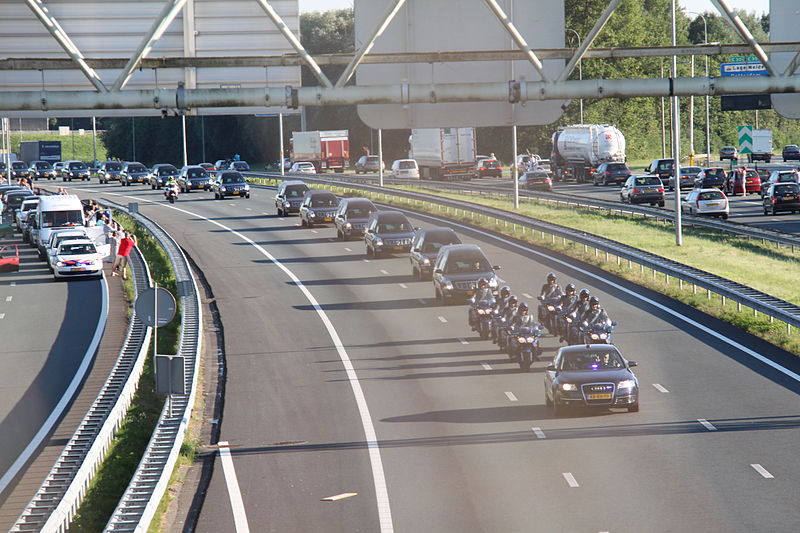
xmin=324 ymin=217 xmax=333 ymax=222
xmin=73 ymin=267 xmax=87 ymax=272
xmin=465 ymin=290 xmax=474 ymax=296
xmin=232 ymin=191 xmax=240 ymax=195
xmin=588 ymin=393 xmax=612 ymax=400
xmin=707 ymin=202 xmax=718 ymax=207
xmin=393 ymin=245 xmax=404 ymax=250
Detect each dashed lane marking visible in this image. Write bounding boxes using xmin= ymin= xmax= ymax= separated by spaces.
xmin=750 ymin=464 xmax=774 ymax=479
xmin=563 ymin=473 xmax=579 ymax=488
xmin=0 ymin=313 xmax=5 ymax=319
xmin=9 ymin=282 xmax=15 ymax=286
xmin=246 ymin=207 xmax=252 ymax=211
xmin=218 ymin=441 xmax=251 ymax=532
xmin=363 ymin=259 xmax=371 ymax=263
xmin=311 ymin=229 xmax=319 ymax=234
xmin=459 ymin=338 xmax=469 ymax=345
xmin=652 ymin=383 xmax=669 ymax=393
xmin=437 ymin=316 xmax=448 ymax=323
xmin=481 ymin=363 xmax=492 ymax=371
xmin=344 ymin=247 xmax=352 ymax=252
xmin=398 ymin=283 xmax=408 ymax=289
xmin=322 ymin=492 xmax=358 ymax=501
xmin=522 ymin=293 xmax=533 ymax=299
xmin=532 ymin=427 xmax=546 ymax=439
xmin=418 ymin=299 xmax=427 ymax=305
xmin=380 ymin=269 xmax=389 ymax=275
xmin=698 ymin=419 xmax=717 ymax=431
xmin=5 ymin=296 xmax=11 ymax=302
xmin=505 ymin=391 xmax=518 ymax=402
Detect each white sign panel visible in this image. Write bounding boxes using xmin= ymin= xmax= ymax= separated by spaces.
xmin=770 ymin=0 xmax=800 ymax=118
xmin=0 ymin=0 xmax=301 ymax=117
xmin=354 ymin=0 xmax=566 ymax=129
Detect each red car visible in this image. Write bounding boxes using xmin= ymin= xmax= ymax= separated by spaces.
xmin=725 ymin=168 xmax=761 ymax=196
xmin=0 ymin=244 xmax=19 ymax=273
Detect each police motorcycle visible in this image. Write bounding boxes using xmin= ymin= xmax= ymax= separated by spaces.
xmin=576 ymin=297 xmax=617 ymax=344
xmin=474 ymin=300 xmax=495 ymax=340
xmin=164 ymin=180 xmax=180 ymax=204
xmin=537 ymin=295 xmax=562 ymax=336
xmin=489 ymin=286 xmax=512 ymax=342
xmin=510 ymin=325 xmax=544 ymax=371
xmin=468 ymin=278 xmax=495 ymax=337
xmin=564 ymin=289 xmax=592 ymax=345
xmin=494 ymin=295 xmax=519 ymax=351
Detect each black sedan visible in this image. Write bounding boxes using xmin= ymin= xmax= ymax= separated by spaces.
xmin=762 ymin=182 xmax=800 ymax=215
xmin=545 ymin=344 xmax=639 ymax=415
xmin=299 ymin=190 xmax=339 ymax=227
xmin=334 ymin=197 xmax=376 ymax=240
xmin=119 ymin=162 xmax=149 ymax=185
xmin=275 ymin=181 xmax=310 ymax=216
xmin=212 ymin=171 xmax=251 ymax=200
xmin=409 ymin=227 xmax=461 ymax=280
xmin=364 ymin=211 xmax=416 ymax=258
xmin=782 ymin=144 xmax=800 ymax=161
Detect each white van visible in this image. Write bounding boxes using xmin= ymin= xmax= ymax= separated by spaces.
xmin=390 ymin=159 xmax=420 ymax=179
xmin=35 ymin=195 xmax=86 ymax=259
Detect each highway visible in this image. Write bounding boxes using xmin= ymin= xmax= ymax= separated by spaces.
xmin=0 ymin=233 xmax=107 ymax=499
xmin=68 ymin=181 xmax=800 ymax=532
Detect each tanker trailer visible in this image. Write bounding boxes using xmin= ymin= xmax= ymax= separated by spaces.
xmin=550 ymin=124 xmax=626 ymax=183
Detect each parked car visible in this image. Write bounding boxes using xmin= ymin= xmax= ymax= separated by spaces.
xmin=61 ymin=160 xmax=90 ymax=182
xmin=682 ymin=188 xmax=729 ymax=219
xmin=354 ymin=155 xmax=385 ymax=174
xmin=334 ymin=197 xmax=377 ymax=240
xmin=782 ymin=144 xmax=800 ymax=161
xmin=364 ymin=210 xmax=415 ymax=258
xmin=95 ymin=161 xmax=123 ymax=184
xmin=212 ymin=171 xmax=250 ymax=200
xmin=177 ymin=166 xmax=212 ymax=192
xmin=409 ymin=227 xmax=461 ymax=280
xmin=545 ymin=344 xmax=639 ymax=415
xmin=148 ymin=163 xmax=179 ymax=189
xmin=289 ymin=161 xmax=317 ymax=174
xmin=761 ymin=170 xmax=800 ymax=197
xmin=390 ymin=159 xmax=420 ymax=179
xmin=592 ymin=162 xmax=631 ymax=186
xmin=518 ymin=170 xmax=553 ymax=191
xmin=619 ymin=175 xmax=665 ymax=206
xmin=724 ymin=168 xmax=761 ymax=196
xmin=694 ymin=168 xmax=727 ymax=189
xmin=719 ymin=146 xmax=738 ymax=161
xmin=476 ymin=158 xmax=503 ymax=178
xmin=52 ymin=239 xmax=103 ymax=280
xmin=299 ymin=190 xmax=339 ymax=227
xmin=762 ymin=182 xmax=800 ymax=215
xmin=432 ymin=243 xmax=500 ymax=303
xmin=28 ymin=161 xmax=55 ymax=180
xmin=119 ymin=162 xmax=149 ymax=186
xmin=16 ymin=198 xmax=40 ymax=232
xmin=274 ymin=180 xmax=310 ymax=216
xmin=667 ymin=166 xmax=701 ymax=190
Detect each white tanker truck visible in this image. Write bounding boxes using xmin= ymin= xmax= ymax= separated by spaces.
xmin=550 ymin=124 xmax=626 ymax=183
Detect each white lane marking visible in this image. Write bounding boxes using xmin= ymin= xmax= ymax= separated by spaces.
xmin=218 ymin=441 xmax=251 ymax=533
xmin=398 ymin=283 xmax=408 ymax=289
xmin=4 ymin=296 xmax=10 ymax=302
xmin=652 ymin=383 xmax=669 ymax=393
xmin=532 ymin=427 xmax=546 ymax=439
xmin=481 ymin=363 xmax=492 ymax=371
xmin=505 ymin=391 xmax=518 ymax=402
xmin=362 ymin=258 xmax=371 ymax=263
xmin=294 ymin=223 xmax=301 ymax=227
xmin=246 ymin=207 xmax=252 ymax=211
xmin=459 ymin=338 xmax=469 ymax=345
xmin=311 ymin=229 xmax=319 ymax=234
xmin=0 ymin=274 xmax=109 ymax=494
xmin=229 ymin=203 xmax=236 ymax=206
xmin=563 ymin=473 xmax=579 ymax=487
xmin=698 ymin=419 xmax=717 ymax=431
xmin=0 ymin=313 xmax=5 ymax=319
xmin=9 ymin=282 xmax=15 ymax=286
xmin=140 ymin=201 xmax=395 ymax=532
xmin=262 ymin=212 xmax=271 ymax=216
xmin=418 ymin=299 xmax=427 ymax=305
xmin=385 ymin=205 xmax=800 ymax=386
xmin=437 ymin=316 xmax=448 ymax=323
xmin=750 ymin=464 xmax=774 ymax=479
xmin=344 ymin=247 xmax=352 ymax=252
xmin=380 ymin=269 xmax=389 ymax=275
xmin=322 ymin=492 xmax=358 ymax=501
xmin=522 ymin=292 xmax=533 ymax=299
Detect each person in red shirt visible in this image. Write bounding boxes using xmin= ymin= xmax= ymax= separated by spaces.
xmin=112 ymin=231 xmax=138 ymax=280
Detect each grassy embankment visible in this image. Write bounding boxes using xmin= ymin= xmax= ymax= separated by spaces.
xmin=69 ymin=212 xmax=182 ymax=532
xmin=9 ymin=132 xmax=108 ymax=163
xmin=248 ymin=175 xmax=800 ymax=355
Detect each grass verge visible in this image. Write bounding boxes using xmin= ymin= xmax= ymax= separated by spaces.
xmin=69 ymin=212 xmax=181 ymax=532
xmin=247 ymin=176 xmax=800 ymax=356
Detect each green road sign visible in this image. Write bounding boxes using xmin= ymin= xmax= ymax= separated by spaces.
xmin=738 ymin=125 xmax=753 ymax=154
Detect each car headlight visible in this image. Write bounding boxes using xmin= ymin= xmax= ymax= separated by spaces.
xmin=547 ymin=305 xmax=556 ymax=311
xmin=590 ymin=333 xmax=600 ymax=340
xmin=488 ymin=278 xmax=498 ymax=288
xmin=244 ymin=185 xmax=250 ymax=191
xmin=443 ymin=280 xmax=453 ymax=290
xmin=221 ymin=186 xmax=228 ymax=192
xmin=560 ymin=383 xmax=578 ymax=391
xmin=517 ymin=336 xmax=527 ymax=343
xmin=565 ymin=317 xmax=573 ymax=323
xmin=55 ymin=261 xmax=66 ymax=267
xmin=283 ymin=201 xmax=291 ymax=207
xmin=599 ymin=333 xmax=608 ymax=339
xmin=422 ymin=257 xmax=430 ymax=265
xmin=344 ymin=222 xmax=352 ymax=229
xmin=374 ymin=238 xmax=383 ymax=246
xmin=617 ymin=379 xmax=636 ymax=390
xmin=308 ymin=210 xmax=316 ymax=217
xmin=477 ymin=308 xmax=486 ymax=315
xmin=526 ymin=336 xmax=535 ymax=343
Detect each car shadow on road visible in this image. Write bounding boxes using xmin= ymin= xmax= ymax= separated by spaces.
xmin=234 ymin=237 xmax=337 ymax=246
xmin=294 ymin=298 xmax=430 ymax=311
xmin=253 ymin=255 xmax=364 ymax=264
xmin=291 ymin=274 xmax=413 ymax=286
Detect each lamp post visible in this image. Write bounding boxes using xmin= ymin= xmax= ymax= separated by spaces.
xmin=566 ymin=28 xmax=583 ymax=123
xmin=687 ymin=12 xmax=711 ymax=165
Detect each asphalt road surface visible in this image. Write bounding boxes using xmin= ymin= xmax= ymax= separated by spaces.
xmin=0 ymin=236 xmax=106 ymax=498
xmin=68 ymin=181 xmax=800 ymax=533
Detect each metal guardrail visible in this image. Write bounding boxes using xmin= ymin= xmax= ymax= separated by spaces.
xmin=104 ymin=201 xmax=202 ymax=533
xmin=11 ymin=247 xmax=152 ymax=533
xmin=251 ymin=173 xmax=800 ymax=332
xmin=254 ymin=171 xmax=800 ymax=251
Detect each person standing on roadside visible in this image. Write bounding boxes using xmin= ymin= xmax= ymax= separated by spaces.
xmin=113 ymin=231 xmax=138 ymax=280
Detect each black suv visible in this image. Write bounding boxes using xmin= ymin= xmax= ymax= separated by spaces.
xmin=431 ymin=244 xmax=500 ymax=303
xmin=409 ymin=227 xmax=461 ymax=280
xmin=647 ymin=158 xmax=674 ymax=182
xmin=782 ymin=144 xmax=800 ymax=161
xmin=177 ymin=166 xmax=211 ymax=192
xmin=334 ymin=197 xmax=376 ymax=240
xmin=694 ymin=168 xmax=727 ymax=189
xmin=364 ymin=211 xmax=415 ymax=258
xmin=592 ymin=162 xmax=631 ymax=186
xmin=61 ymin=160 xmax=90 ymax=181
xmin=275 ymin=181 xmax=310 ymax=216
xmin=299 ymin=190 xmax=339 ymax=227
xmin=212 ymin=171 xmax=251 ymax=199
xmin=762 ymin=182 xmax=800 ymax=215
xmin=149 ymin=164 xmax=179 ymax=189
xmin=96 ymin=161 xmax=123 ymax=184
xmin=119 ymin=162 xmax=149 ymax=185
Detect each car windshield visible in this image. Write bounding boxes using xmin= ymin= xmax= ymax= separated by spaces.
xmin=682 ymin=167 xmax=701 ymax=174
xmin=59 ymin=243 xmax=96 ymax=255
xmin=12 ymin=162 xmax=27 ymax=169
xmin=559 ymin=349 xmax=624 ymax=371
xmin=311 ymin=194 xmax=337 ymax=207
xmin=187 ymin=169 xmax=208 ymax=179
xmin=422 ymin=234 xmax=460 ymax=253
xmin=43 ymin=209 xmax=83 ymax=228
xmin=607 ymin=163 xmax=628 ymax=170
xmin=777 ymin=173 xmax=797 ymax=182
xmin=285 ymin=185 xmax=309 ymax=197
xmin=105 ymin=163 xmax=122 ymax=171
xmin=721 ymin=146 xmax=735 ymax=152
xmin=157 ymin=167 xmax=177 ymax=175
xmin=774 ymin=184 xmax=799 ymax=195
xmin=398 ymin=161 xmax=417 ymax=169
xmin=698 ymin=191 xmax=723 ymax=201
xmin=232 ymin=162 xmax=249 ymax=170
xmin=444 ymin=253 xmax=491 ymax=274
xmin=128 ymin=164 xmax=146 ymax=172
xmin=377 ymin=217 xmax=412 ymax=233
xmin=346 ymin=206 xmax=374 ymax=217
xmin=222 ymin=175 xmax=245 ymax=184
xmin=704 ymin=169 xmax=726 ymax=179
xmin=366 ymin=156 xmax=379 ymax=163
xmin=657 ymin=160 xmax=674 ymax=171
xmin=68 ymin=162 xmax=87 ymax=170
xmin=634 ymin=176 xmax=661 ymax=186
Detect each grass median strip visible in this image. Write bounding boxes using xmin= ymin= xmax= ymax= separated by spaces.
xmin=245 ymin=177 xmax=800 ymax=355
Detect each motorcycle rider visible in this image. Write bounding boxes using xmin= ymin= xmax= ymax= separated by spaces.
xmin=566 ymin=289 xmax=592 ymax=344
xmin=468 ymin=278 xmax=495 ymax=330
xmin=511 ymin=302 xmax=538 ymax=330
xmin=538 ymin=272 xmax=564 ymax=321
xmin=496 ymin=295 xmax=519 ymax=348
xmin=557 ymin=283 xmax=578 ymax=341
xmin=578 ymin=297 xmax=612 ymax=343
xmin=491 ymin=286 xmax=512 ymax=341
xmin=164 ymin=175 xmax=180 ymax=199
